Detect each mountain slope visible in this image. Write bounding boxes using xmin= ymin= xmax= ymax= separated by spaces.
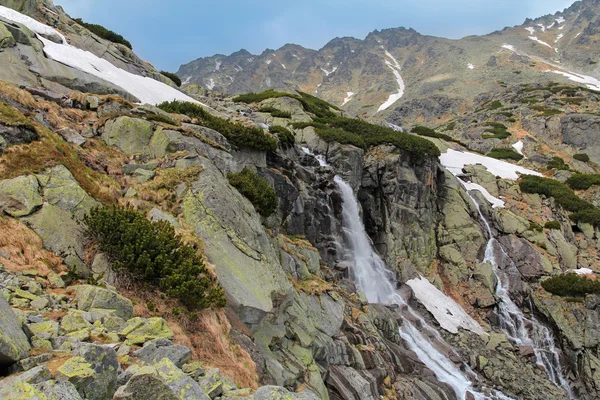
xmin=178 ymin=0 xmax=600 ymax=122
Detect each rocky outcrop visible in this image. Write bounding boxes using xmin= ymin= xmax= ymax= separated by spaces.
xmin=0 ymin=295 xmax=30 ymax=371
xmin=561 ymin=114 xmax=600 ymax=164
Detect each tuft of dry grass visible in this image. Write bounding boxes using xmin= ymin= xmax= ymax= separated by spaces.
xmin=0 ymin=217 xmax=65 ymax=276
xmin=121 ymin=283 xmax=258 ymax=389
xmin=134 ymin=165 xmax=203 ymax=213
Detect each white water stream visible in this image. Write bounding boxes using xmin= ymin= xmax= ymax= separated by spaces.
xmin=467 ymin=193 xmax=574 ymax=399
xmin=301 ymin=147 xmax=511 ymax=400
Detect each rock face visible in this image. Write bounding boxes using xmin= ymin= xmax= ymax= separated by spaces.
xmin=561 ymin=114 xmax=600 ymax=164
xmin=0 ymin=295 xmax=31 ymax=369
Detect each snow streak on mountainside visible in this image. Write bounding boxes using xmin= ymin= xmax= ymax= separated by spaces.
xmin=377 ymin=49 xmax=406 ymax=112
xmin=0 ymin=6 xmax=199 ymax=105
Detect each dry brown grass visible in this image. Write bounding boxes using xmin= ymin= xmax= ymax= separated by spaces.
xmin=0 ymin=102 xmax=121 ymax=205
xmin=120 ymin=283 xmax=258 ymax=389
xmin=0 ymin=217 xmax=65 ymax=276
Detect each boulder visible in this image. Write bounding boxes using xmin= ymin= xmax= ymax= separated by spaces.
xmin=21 ymin=204 xmax=87 ymax=275
xmin=0 ymin=295 xmax=31 ymax=368
xmin=494 ymin=209 xmax=529 ymax=236
xmin=113 ymin=358 xmax=210 ymax=400
xmin=194 ymin=368 xmax=237 ymax=399
xmin=102 ymin=117 xmax=154 ymax=155
xmin=131 ymin=104 xmax=180 ymax=126
xmin=254 ymin=385 xmax=319 ymax=400
xmin=66 ymin=343 xmax=120 ymax=400
xmin=181 ymin=157 xmax=292 ymax=328
xmin=58 ymin=128 xmax=86 ymax=146
xmin=0 ymin=175 xmax=43 ymax=217
xmin=147 ymin=208 xmax=180 ymax=228
xmin=0 ymin=22 xmax=16 ymax=49
xmin=118 ymin=317 xmax=173 ymax=345
xmin=75 ymin=285 xmax=133 ymax=320
xmin=498 ymin=235 xmax=552 ymax=278
xmin=35 ymin=380 xmax=83 ymax=400
xmin=37 ymin=165 xmax=100 ymax=220
xmin=0 ymin=366 xmax=52 ymax=396
xmin=133 ymin=338 xmax=192 ymax=368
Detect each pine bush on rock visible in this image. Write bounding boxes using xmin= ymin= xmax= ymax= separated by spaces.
xmin=227 ymin=168 xmax=278 ymax=217
xmin=84 ymin=206 xmax=226 ymax=309
xmin=542 ymin=273 xmax=600 ymax=297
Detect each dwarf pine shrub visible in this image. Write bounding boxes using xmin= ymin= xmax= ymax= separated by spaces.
xmin=227 ymin=168 xmax=278 ymax=217
xmin=85 ymin=206 xmax=226 ymax=309
xmin=542 ymin=273 xmax=600 ymax=297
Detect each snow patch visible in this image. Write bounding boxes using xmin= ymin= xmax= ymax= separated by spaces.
xmin=205 ymin=78 xmax=215 ymax=90
xmin=281 ymin=63 xmax=286 ymax=69
xmin=559 ymin=25 xmax=565 ymax=30
xmin=547 ymin=22 xmax=556 ymax=29
xmin=0 ymin=6 xmax=204 ymax=106
xmin=574 ymin=268 xmax=594 ymax=275
xmin=467 ymin=63 xmax=475 ymax=70
xmin=182 ymin=76 xmax=191 ymax=85
xmin=555 ymin=33 xmax=564 ymax=43
xmin=529 ymin=36 xmax=553 ymax=49
xmin=547 ymin=69 xmax=600 ymax=91
xmin=575 ymin=32 xmax=582 ymax=38
xmin=439 ymin=149 xmax=541 ymax=180
xmin=537 ymin=24 xmax=546 ymax=33
xmin=525 ymin=27 xmax=535 ymax=35
xmin=502 ymin=44 xmax=517 ymax=52
xmin=215 ymin=60 xmax=221 ymax=71
xmin=556 ymin=17 xmax=565 ymax=24
xmin=406 ymin=277 xmax=486 ymax=335
xmin=321 ymin=66 xmax=338 ymax=76
xmin=512 ymin=140 xmax=525 ymax=157
xmin=462 ymin=180 xmax=505 ymax=208
xmin=266 ymin=59 xmax=272 ymax=65
xmin=377 ymin=50 xmax=406 ymax=112
xmin=388 ymin=123 xmax=403 ymax=132
xmin=341 ymin=91 xmax=354 ymax=106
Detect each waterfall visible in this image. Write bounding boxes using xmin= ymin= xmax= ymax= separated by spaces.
xmin=301 ymin=146 xmax=512 ymax=400
xmin=466 ymin=191 xmax=574 ymax=399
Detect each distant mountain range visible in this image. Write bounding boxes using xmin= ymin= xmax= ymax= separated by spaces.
xmin=178 ymin=0 xmax=600 ymax=123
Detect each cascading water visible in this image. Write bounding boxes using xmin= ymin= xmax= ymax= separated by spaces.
xmin=466 ymin=189 xmax=574 ymax=399
xmin=300 ymin=148 xmax=512 ymax=399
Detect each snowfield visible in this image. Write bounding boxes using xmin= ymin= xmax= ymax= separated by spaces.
xmin=440 ymin=149 xmax=541 ymax=180
xmin=529 ymin=36 xmax=553 ymax=49
xmin=406 ymin=277 xmax=486 ymax=335
xmin=377 ymin=50 xmax=406 ymax=112
xmin=0 ymin=5 xmax=201 ymax=105
xmin=547 ymin=70 xmax=600 ymax=91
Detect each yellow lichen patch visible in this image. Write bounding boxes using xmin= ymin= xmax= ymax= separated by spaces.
xmin=0 ymin=216 xmax=65 ymax=276
xmin=0 ymin=102 xmax=120 ymax=204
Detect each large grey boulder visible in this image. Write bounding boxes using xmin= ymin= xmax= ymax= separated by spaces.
xmin=37 ymin=165 xmax=100 ymax=220
xmin=35 ymin=380 xmax=83 ymax=400
xmin=561 ymin=114 xmax=600 ymax=164
xmin=0 ymin=366 xmax=52 ymax=398
xmin=0 ymin=175 xmax=43 ymax=217
xmin=133 ymin=338 xmax=192 ymax=368
xmin=102 ymin=117 xmax=154 ymax=155
xmin=0 ymin=295 xmax=31 ymax=369
xmin=113 ymin=358 xmax=210 ymax=400
xmin=75 ymin=285 xmax=133 ymax=320
xmin=181 ymin=157 xmax=292 ymax=328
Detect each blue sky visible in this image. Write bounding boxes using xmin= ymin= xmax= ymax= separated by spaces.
xmin=54 ymin=0 xmax=575 ymax=72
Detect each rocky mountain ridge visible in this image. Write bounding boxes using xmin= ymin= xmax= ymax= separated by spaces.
xmin=178 ymin=0 xmax=600 ymax=122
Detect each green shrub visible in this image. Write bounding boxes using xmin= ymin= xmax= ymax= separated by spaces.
xmin=269 ymin=125 xmax=295 ymax=148
xmin=74 ymin=18 xmax=132 ymax=49
xmin=233 ymin=90 xmax=296 ymax=105
xmin=233 ymin=90 xmax=340 ymax=118
xmin=487 ymin=148 xmax=524 ymax=161
xmin=482 ymin=122 xmax=511 ymax=139
xmin=410 ymin=126 xmax=469 ymax=147
xmin=544 ymin=221 xmax=562 ymax=230
xmin=530 ymin=105 xmax=562 ymax=117
xmin=529 ymin=222 xmax=543 ymax=232
xmin=547 ymin=156 xmax=570 ymax=171
xmin=486 ymin=100 xmax=503 ymax=110
xmin=566 ymin=174 xmax=600 ymax=190
xmin=520 ymin=175 xmax=595 ymax=215
xmin=571 ymin=208 xmax=600 ymax=227
xmin=157 ymin=101 xmax=276 ymax=151
xmin=497 ymin=111 xmax=514 ymax=117
xmin=574 ymin=153 xmax=590 ymax=163
xmin=445 ymin=122 xmax=456 ymax=131
xmin=160 ymin=71 xmax=182 ymax=87
xmin=85 ymin=206 xmax=226 ymax=309
xmin=258 ymin=107 xmax=292 ymax=119
xmin=227 ymin=168 xmax=278 ymax=217
xmin=542 ymin=273 xmax=600 ymax=297
xmin=314 ymin=126 xmax=366 ymax=148
xmin=507 ymin=118 xmax=517 ymax=122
